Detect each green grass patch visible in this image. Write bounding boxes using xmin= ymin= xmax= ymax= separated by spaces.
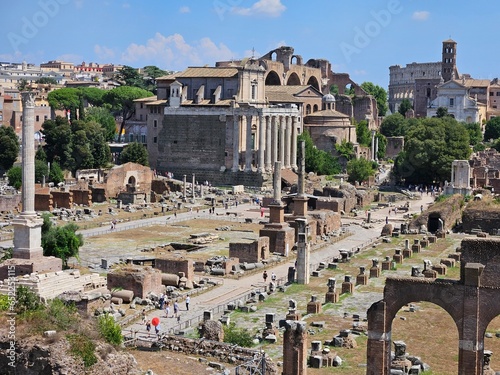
xmin=67 ymin=333 xmax=97 ymax=368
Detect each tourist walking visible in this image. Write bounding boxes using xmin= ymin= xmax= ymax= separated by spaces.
xmin=145 ymin=320 xmax=151 ymax=336
xmin=271 ymin=272 xmax=277 ymax=282
xmin=263 ymin=271 xmax=268 ymax=283
xmin=164 ymin=301 xmax=170 ymax=318
xmin=173 ymin=300 xmax=179 ymax=318
xmin=185 ymin=295 xmax=190 ymax=311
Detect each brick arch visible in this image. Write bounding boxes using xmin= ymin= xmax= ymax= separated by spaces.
xmin=306 ymin=76 xmax=320 ymax=91
xmin=265 ymin=70 xmax=281 ymax=85
xmin=286 ymin=72 xmax=301 ymax=85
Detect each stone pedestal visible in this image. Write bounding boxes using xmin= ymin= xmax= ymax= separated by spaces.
xmin=428 ymin=235 xmax=437 ymax=244
xmin=369 ymin=259 xmax=380 ymax=278
xmin=436 ymin=231 xmax=446 ymax=239
xmin=402 ymin=248 xmax=413 ymax=259
xmin=411 ymin=241 xmax=421 ymax=253
xmin=441 ymin=258 xmax=455 ymax=268
xmin=381 ymin=256 xmax=392 ymax=271
xmin=286 ymin=310 xmax=302 ymax=320
xmin=393 ymin=250 xmax=403 ymax=264
xmin=356 ymin=274 xmax=368 ymax=286
xmin=325 ymin=290 xmax=339 ymax=303
xmin=420 ymin=239 xmax=429 ymax=248
xmin=432 ymin=264 xmax=447 ymax=275
xmin=306 ymin=296 xmax=322 ymax=314
xmin=280 ymin=320 xmax=307 ymax=375
xmin=341 ymin=276 xmax=354 ymax=294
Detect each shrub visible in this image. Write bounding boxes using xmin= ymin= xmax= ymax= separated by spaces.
xmin=67 ymin=333 xmax=97 ymax=368
xmin=0 ymin=294 xmax=10 ymax=311
xmin=223 ymin=322 xmax=254 ymax=347
xmin=98 ymin=314 xmax=123 ymax=345
xmin=30 ymin=298 xmax=78 ymax=333
xmin=15 ymin=286 xmax=41 ymax=314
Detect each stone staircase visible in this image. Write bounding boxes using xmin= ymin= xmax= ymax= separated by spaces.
xmin=0 ymin=269 xmax=107 ymax=300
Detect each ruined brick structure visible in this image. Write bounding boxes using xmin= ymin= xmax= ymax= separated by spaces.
xmin=106 ymin=266 xmax=163 ymax=299
xmin=229 ymin=237 xmax=270 ymax=263
xmin=367 ymin=238 xmax=500 ymax=375
xmin=154 ymin=258 xmax=194 ymax=281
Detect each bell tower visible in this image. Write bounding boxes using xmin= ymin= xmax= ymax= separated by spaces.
xmin=442 ymin=39 xmax=457 ymax=82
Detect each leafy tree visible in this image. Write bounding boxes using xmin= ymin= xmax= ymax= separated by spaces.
xmin=298 ymin=131 xmax=341 ymax=175
xmin=103 ymin=86 xmax=154 ymax=142
xmin=143 ymin=65 xmax=168 ymax=93
xmin=0 ymin=125 xmax=20 ymax=170
xmin=335 ymin=139 xmax=355 ymax=161
xmin=49 ymin=161 xmax=65 ymax=184
xmin=114 ymin=66 xmax=145 ymax=88
xmin=361 ymin=82 xmax=388 ymax=116
xmin=398 ymin=98 xmax=412 ymax=117
xmin=119 ymin=142 xmax=149 ymax=166
xmin=15 ymin=286 xmax=41 ymax=314
xmin=85 ymin=107 xmax=116 ymax=142
xmin=79 ymin=87 xmax=105 ymax=107
xmin=98 ymin=314 xmax=123 ymax=345
xmin=436 ymin=106 xmax=450 ymax=118
xmin=380 ymin=113 xmax=407 ymax=137
xmin=35 ymin=146 xmax=47 ymax=162
xmin=41 ymin=116 xmax=74 ymax=170
xmin=473 ymin=142 xmax=486 ymax=152
xmin=41 ymin=213 xmax=83 ymax=268
xmin=329 ymin=84 xmax=339 ymax=95
xmin=36 ymin=77 xmax=58 ymax=85
xmin=356 ymin=120 xmax=371 ymax=147
xmin=376 ymin=132 xmax=387 ymax=159
xmin=484 ymin=117 xmax=500 ymax=141
xmin=492 ymin=138 xmax=500 ymax=152
xmin=394 ymin=117 xmax=471 ymax=185
xmin=346 ymin=157 xmax=376 ymax=183
xmin=6 ymin=166 xmax=21 ymax=189
xmin=463 ymin=122 xmax=482 ymax=146
xmin=17 ymin=79 xmax=29 ymax=91
xmin=47 ymin=88 xmax=80 ymax=120
xmin=35 ymin=159 xmax=49 ymax=183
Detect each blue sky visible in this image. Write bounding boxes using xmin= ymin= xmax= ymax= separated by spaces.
xmin=2 ymin=0 xmax=500 ymax=89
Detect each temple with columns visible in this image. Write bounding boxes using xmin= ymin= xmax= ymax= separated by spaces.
xmin=141 ymin=46 xmax=376 ymax=187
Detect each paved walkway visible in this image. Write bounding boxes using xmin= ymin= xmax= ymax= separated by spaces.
xmin=124 ymin=193 xmax=436 ymax=341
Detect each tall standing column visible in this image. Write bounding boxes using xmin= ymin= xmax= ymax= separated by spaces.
xmin=183 ymin=175 xmax=187 ymax=199
xmin=258 ymin=115 xmax=265 ymax=173
xmin=192 ymin=174 xmax=196 ymax=199
xmin=284 ymin=116 xmax=291 ymax=169
xmin=375 ymin=136 xmax=379 ymax=161
xmin=21 ymin=91 xmax=36 ymax=215
xmin=371 ymin=130 xmax=376 ymax=161
xmin=12 ymin=91 xmax=44 ymax=260
xmin=272 ymin=116 xmax=279 ymax=167
xmin=245 ymin=114 xmax=253 ymax=172
xmin=265 ymin=116 xmax=272 ymax=172
xmin=279 ymin=116 xmax=285 ymax=168
xmin=232 ymin=114 xmax=240 ymax=172
xmin=291 ymin=116 xmax=298 ymax=170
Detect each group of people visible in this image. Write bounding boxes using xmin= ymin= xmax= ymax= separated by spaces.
xmin=262 ymin=271 xmax=277 ymax=283
xmin=143 ymin=294 xmax=191 ymax=336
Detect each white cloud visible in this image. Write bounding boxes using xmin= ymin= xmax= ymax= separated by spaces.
xmin=179 ymin=6 xmax=190 ymax=13
xmin=94 ymin=45 xmax=115 ymax=62
xmin=412 ymin=11 xmax=430 ymax=21
xmin=232 ymin=0 xmax=286 ymax=17
xmin=120 ymin=33 xmax=234 ymax=70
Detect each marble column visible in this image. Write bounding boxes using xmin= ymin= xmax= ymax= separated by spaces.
xmin=272 ymin=116 xmax=279 ymax=167
xmin=245 ymin=114 xmax=253 ymax=172
xmin=291 ymin=116 xmax=298 ymax=170
xmin=192 ymin=174 xmax=195 ymax=199
xmin=232 ymin=114 xmax=240 ymax=172
xmin=265 ymin=116 xmax=272 ymax=172
xmin=284 ymin=116 xmax=291 ymax=169
xmin=258 ymin=115 xmax=265 ymax=173
xmin=21 ymin=92 xmax=36 ymax=215
xmin=279 ymin=116 xmax=285 ymax=168
xmin=12 ymin=91 xmax=43 ymax=260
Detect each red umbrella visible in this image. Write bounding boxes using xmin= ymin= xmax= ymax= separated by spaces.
xmin=151 ymin=317 xmax=160 ymax=326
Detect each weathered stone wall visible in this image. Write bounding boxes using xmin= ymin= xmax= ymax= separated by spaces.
xmin=104 ymin=162 xmax=153 ymax=199
xmin=0 ymin=194 xmax=21 ymax=212
xmin=229 ymin=237 xmax=270 ymax=263
xmin=91 ymin=187 xmax=107 ymax=203
xmin=154 ymin=258 xmax=194 ymax=281
xmin=35 ymin=191 xmax=52 ymax=211
xmin=51 ymin=190 xmax=73 ymax=209
xmin=316 ymin=198 xmax=342 ymax=213
xmin=106 ymin=267 xmax=163 ymax=299
xmin=410 ymin=194 xmax=464 ymax=231
xmin=71 ymin=188 xmax=92 ymax=206
xmin=462 ymin=204 xmax=500 ymax=234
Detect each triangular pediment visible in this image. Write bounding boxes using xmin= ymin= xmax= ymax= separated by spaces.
xmin=438 ymin=80 xmax=467 ymax=90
